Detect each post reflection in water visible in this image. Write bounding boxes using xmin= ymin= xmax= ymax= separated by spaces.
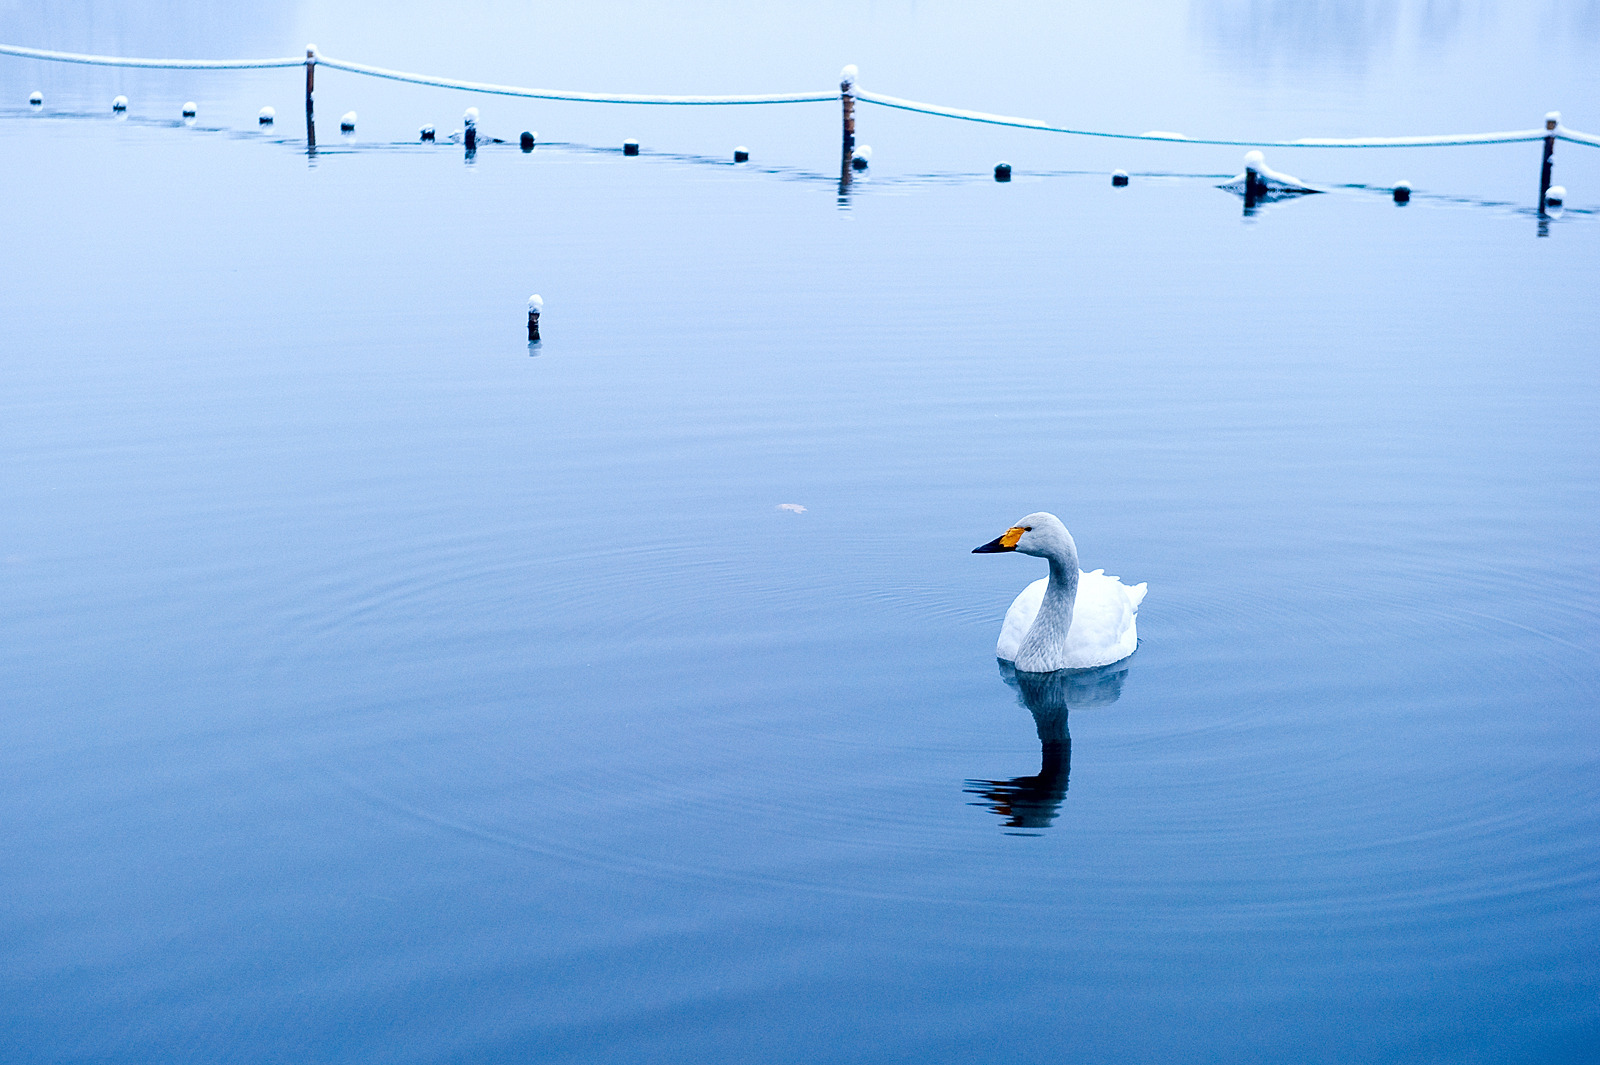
xmin=965 ymin=660 xmax=1130 ymax=835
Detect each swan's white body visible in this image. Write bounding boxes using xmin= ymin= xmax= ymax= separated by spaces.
xmin=997 ymin=570 xmax=1146 ymax=670
xmin=976 ymin=512 xmax=1146 ymax=673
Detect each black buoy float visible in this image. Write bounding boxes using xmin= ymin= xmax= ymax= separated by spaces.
xmin=851 ymin=145 xmax=871 ymax=170
xmin=340 ymin=111 xmax=356 ymax=133
xmin=734 ymin=146 xmax=749 ymax=163
xmin=994 ymin=161 xmax=1012 ymax=182
xmin=1112 ymin=169 xmax=1129 ymax=186
xmin=29 ymin=91 xmax=42 ymax=107
xmin=112 ymin=95 xmax=127 ymax=113
xmin=520 ymin=131 xmax=535 ymax=151
xmin=623 ymin=138 xmax=640 ymax=155
xmin=182 ymin=101 xmax=197 ymax=118
xmin=259 ymin=106 xmax=275 ymax=125
xmin=421 ymin=126 xmax=435 ymax=142
xmin=1392 ymin=180 xmax=1411 ymax=204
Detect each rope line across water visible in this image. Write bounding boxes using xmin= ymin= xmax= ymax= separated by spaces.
xmin=4 ymin=42 xmax=1599 ymax=149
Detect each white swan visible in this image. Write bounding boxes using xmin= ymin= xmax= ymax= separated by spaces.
xmin=973 ymin=512 xmax=1146 ymax=672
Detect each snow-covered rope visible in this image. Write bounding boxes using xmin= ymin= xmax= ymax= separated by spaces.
xmin=854 ymin=89 xmax=1552 ymax=148
xmin=4 ymin=41 xmax=1596 ymax=150
xmin=0 ymin=43 xmax=302 ymax=69
xmin=314 ymin=55 xmax=834 ymax=105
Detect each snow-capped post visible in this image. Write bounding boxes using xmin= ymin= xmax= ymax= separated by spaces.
xmin=464 ymin=108 xmax=478 ymax=151
xmin=840 ymin=65 xmax=857 ymax=187
xmin=1112 ymin=170 xmax=1129 ymax=187
xmin=733 ymin=146 xmax=749 ymax=163
xmin=421 ymin=126 xmax=435 ymax=142
xmin=527 ymin=294 xmax=543 ymax=342
xmin=1539 ymin=112 xmax=1559 ymax=215
xmin=304 ymin=45 xmax=316 ymax=149
xmin=1244 ymin=150 xmax=1269 ymax=199
xmin=1393 ymin=181 xmax=1411 ymax=204
xmin=623 ymin=138 xmax=639 ymax=155
xmin=994 ymin=162 xmax=1012 ymax=182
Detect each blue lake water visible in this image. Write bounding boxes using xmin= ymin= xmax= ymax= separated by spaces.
xmin=3 ymin=3 xmax=1599 ymax=1062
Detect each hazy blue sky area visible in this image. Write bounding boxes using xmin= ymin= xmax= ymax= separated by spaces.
xmin=1 ymin=2 xmax=1597 ymax=1063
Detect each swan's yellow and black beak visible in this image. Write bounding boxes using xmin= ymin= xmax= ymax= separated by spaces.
xmin=972 ymin=527 xmax=1025 ymax=553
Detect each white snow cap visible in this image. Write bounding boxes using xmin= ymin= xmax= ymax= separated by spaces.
xmin=1395 ymin=179 xmax=1412 ymax=190
xmin=1112 ymin=168 xmax=1129 ymax=178
xmin=1546 ymin=111 xmax=1561 ymax=124
xmin=528 ymin=294 xmax=544 ymax=312
xmin=341 ymin=111 xmax=357 ymax=123
xmin=259 ymin=106 xmax=275 ymax=119
xmin=183 ymin=101 xmax=197 ymax=112
xmin=464 ymin=107 xmax=479 ymax=124
xmin=841 ymin=64 xmax=858 ymax=86
xmin=112 ymin=95 xmax=128 ymax=109
xmin=1546 ymin=185 xmax=1566 ymax=202
xmin=306 ymin=43 xmax=317 ymax=54
xmin=1244 ymin=149 xmax=1265 ymax=168
xmin=29 ymin=91 xmax=42 ymax=104
xmin=855 ymin=145 xmax=872 ymax=159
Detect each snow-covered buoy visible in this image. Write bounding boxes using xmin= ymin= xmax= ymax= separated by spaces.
xmin=112 ymin=95 xmax=127 ymax=113
xmin=1112 ymin=169 xmax=1129 ymax=187
xmin=623 ymin=138 xmax=639 ymax=155
xmin=851 ymin=145 xmax=871 ymax=170
xmin=421 ymin=126 xmax=435 ymax=142
xmin=259 ymin=106 xmax=275 ymax=125
xmin=340 ymin=111 xmax=356 ymax=133
xmin=520 ymin=131 xmax=535 ymax=152
xmin=29 ymin=91 xmax=42 ymax=107
xmin=527 ymin=294 xmax=543 ymax=343
xmin=734 ymin=146 xmax=749 ymax=163
xmin=994 ymin=161 xmax=1012 ymax=182
xmin=182 ymin=102 xmax=197 ymax=123
xmin=1392 ymin=180 xmax=1411 ymax=204
xmin=1545 ymin=185 xmax=1565 ymax=209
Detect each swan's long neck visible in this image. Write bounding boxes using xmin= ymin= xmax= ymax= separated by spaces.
xmin=1017 ymin=540 xmax=1079 ymax=668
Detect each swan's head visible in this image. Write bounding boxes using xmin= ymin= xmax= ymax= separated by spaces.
xmin=973 ymin=512 xmax=1073 ymax=558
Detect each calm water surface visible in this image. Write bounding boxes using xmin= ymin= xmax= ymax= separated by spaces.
xmin=2 ymin=2 xmax=1598 ymax=1062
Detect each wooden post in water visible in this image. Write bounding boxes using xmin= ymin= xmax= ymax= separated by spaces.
xmin=1539 ymin=111 xmax=1559 ymax=215
xmin=839 ymin=65 xmax=857 ymax=191
xmin=304 ymin=45 xmax=316 ymax=150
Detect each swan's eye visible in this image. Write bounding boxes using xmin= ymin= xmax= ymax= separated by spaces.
xmin=1022 ymin=526 xmax=1032 ymax=532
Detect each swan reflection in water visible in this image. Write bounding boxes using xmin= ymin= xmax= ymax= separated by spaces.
xmin=965 ymin=659 xmax=1129 ymax=835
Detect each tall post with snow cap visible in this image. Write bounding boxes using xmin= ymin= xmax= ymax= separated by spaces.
xmin=1539 ymin=112 xmax=1559 ymax=215
xmin=464 ymin=107 xmax=479 ymax=151
xmin=1243 ymin=150 xmax=1268 ymax=199
xmin=840 ymin=65 xmax=857 ymax=188
xmin=304 ymin=45 xmax=316 ymax=149
xmin=527 ymin=295 xmax=543 ymax=343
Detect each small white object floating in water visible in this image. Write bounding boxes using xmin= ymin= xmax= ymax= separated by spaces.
xmin=1393 ymin=180 xmax=1412 ymax=204
xmin=734 ymin=146 xmax=749 ymax=163
xmin=340 ymin=111 xmax=356 ymax=133
xmin=1218 ymin=149 xmax=1321 ymax=197
xmin=1111 ymin=169 xmax=1129 ymax=187
xmin=777 ymin=503 xmax=807 ymax=513
xmin=259 ymin=106 xmax=275 ymax=125
xmin=1545 ymin=185 xmax=1566 ymax=209
xmin=112 ymin=95 xmax=128 ymax=113
xmin=851 ymin=145 xmax=871 ymax=170
xmin=974 ymin=512 xmax=1146 ymax=673
xmin=182 ymin=101 xmax=197 ymax=119
xmin=623 ymin=138 xmax=640 ymax=155
xmin=29 ymin=91 xmax=42 ymax=106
